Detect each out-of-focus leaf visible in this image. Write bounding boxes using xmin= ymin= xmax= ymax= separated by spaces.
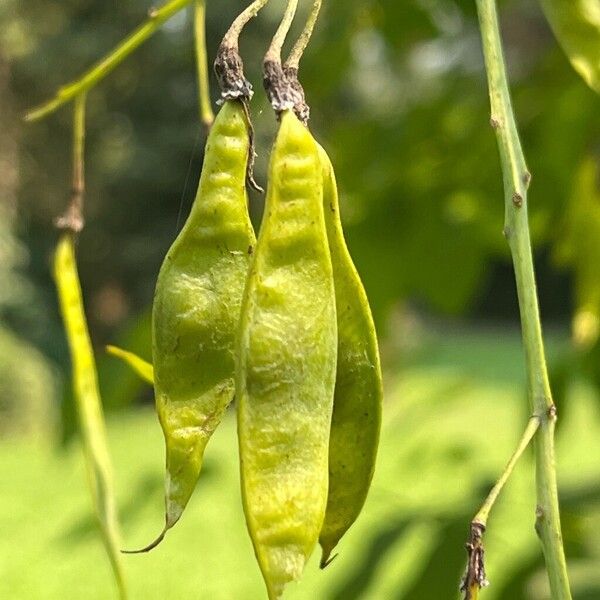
xmin=539 ymin=0 xmax=600 ymax=93
xmin=554 ymin=157 xmax=600 ymax=349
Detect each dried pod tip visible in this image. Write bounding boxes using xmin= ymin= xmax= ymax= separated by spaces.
xmin=214 ymin=44 xmax=253 ymax=103
xmin=121 ymin=529 xmax=166 ymax=555
xmin=263 ymin=60 xmax=308 ymax=124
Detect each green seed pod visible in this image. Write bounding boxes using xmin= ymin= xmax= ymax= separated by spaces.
xmin=149 ymin=100 xmax=256 ymax=546
xmin=317 ymin=144 xmax=383 ymax=567
xmin=236 ymin=110 xmax=337 ymax=599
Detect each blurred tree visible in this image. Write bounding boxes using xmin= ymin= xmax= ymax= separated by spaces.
xmin=3 ymin=0 xmax=599 ymax=413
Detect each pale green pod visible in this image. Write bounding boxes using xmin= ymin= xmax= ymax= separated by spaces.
xmin=54 ymin=234 xmax=126 ymax=597
xmin=316 ymin=145 xmax=383 ymax=567
xmin=236 ymin=110 xmax=337 ymax=599
xmin=150 ymin=100 xmax=256 ymax=545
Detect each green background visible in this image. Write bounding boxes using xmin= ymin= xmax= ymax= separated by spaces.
xmin=1 ymin=1 xmax=599 ymax=598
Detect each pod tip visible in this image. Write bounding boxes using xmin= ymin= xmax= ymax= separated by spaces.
xmin=319 ymin=548 xmax=338 ymax=570
xmin=121 ymin=529 xmax=166 ymax=554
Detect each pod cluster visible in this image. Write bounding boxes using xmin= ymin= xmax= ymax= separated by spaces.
xmin=123 ymin=86 xmax=382 ymax=599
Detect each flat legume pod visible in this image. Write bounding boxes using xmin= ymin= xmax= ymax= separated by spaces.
xmin=317 ymin=145 xmax=383 ymax=567
xmin=236 ymin=110 xmax=337 ymax=600
xmin=153 ymin=100 xmax=256 ymax=537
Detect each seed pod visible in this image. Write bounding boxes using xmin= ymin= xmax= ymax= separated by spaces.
xmin=236 ymin=110 xmax=337 ymax=599
xmin=148 ymin=100 xmax=256 ymax=547
xmin=54 ymin=234 xmax=126 ymax=596
xmin=317 ymin=145 xmax=383 ymax=567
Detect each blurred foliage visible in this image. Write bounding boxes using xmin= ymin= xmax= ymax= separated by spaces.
xmin=539 ymin=0 xmax=600 ymax=94
xmin=0 ymin=326 xmax=57 ymax=438
xmin=1 ymin=1 xmax=600 ymax=596
xmin=2 ymin=0 xmax=597 ymax=335
xmin=2 ymin=330 xmax=600 ymax=599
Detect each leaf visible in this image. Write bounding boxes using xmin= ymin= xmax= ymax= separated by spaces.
xmin=539 ymin=0 xmax=600 ymax=94
xmin=553 ymin=157 xmax=600 ymax=348
xmin=106 ymin=345 xmax=154 ymax=385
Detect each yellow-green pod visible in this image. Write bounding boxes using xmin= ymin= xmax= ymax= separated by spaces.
xmin=151 ymin=100 xmax=256 ymax=543
xmin=316 ymin=145 xmax=383 ymax=567
xmin=54 ymin=234 xmax=126 ymax=597
xmin=236 ymin=111 xmax=337 ymax=599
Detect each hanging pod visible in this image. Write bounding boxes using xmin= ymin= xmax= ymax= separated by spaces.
xmin=137 ymin=100 xmax=256 ymax=550
xmin=316 ymin=145 xmax=383 ymax=567
xmin=236 ymin=110 xmax=337 ymax=599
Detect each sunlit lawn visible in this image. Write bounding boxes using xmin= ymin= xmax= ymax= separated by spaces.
xmin=2 ymin=328 xmax=600 ymax=599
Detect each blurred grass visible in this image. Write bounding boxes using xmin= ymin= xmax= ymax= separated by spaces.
xmin=1 ymin=328 xmax=600 ymax=599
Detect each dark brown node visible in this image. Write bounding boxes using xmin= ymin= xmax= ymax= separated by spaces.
xmin=263 ymin=60 xmax=305 ymax=119
xmin=214 ymin=45 xmax=253 ymax=102
xmin=460 ymin=521 xmax=489 ymax=600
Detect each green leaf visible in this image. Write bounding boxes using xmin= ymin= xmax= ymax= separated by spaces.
xmin=540 ymin=0 xmax=600 ymax=94
xmin=553 ymin=157 xmax=600 ymax=348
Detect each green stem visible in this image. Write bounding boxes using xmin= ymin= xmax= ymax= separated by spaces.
xmin=264 ymin=0 xmax=299 ymax=64
xmin=284 ymin=0 xmax=322 ymax=70
xmin=193 ymin=0 xmax=214 ymax=129
xmin=25 ymin=0 xmax=193 ymax=122
xmin=475 ymin=0 xmax=571 ymax=598
xmin=55 ymin=93 xmax=87 ymax=233
xmin=473 ymin=416 xmax=539 ymax=526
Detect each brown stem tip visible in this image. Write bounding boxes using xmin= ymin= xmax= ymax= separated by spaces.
xmin=460 ymin=522 xmax=489 ymax=600
xmin=214 ymin=45 xmax=253 ymax=102
xmin=263 ymin=60 xmax=308 ymax=124
xmin=54 ymin=192 xmax=85 ymax=233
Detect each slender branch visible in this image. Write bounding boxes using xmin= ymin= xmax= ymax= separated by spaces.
xmin=474 ymin=417 xmax=540 ymax=526
xmin=55 ymin=94 xmax=87 ymax=233
xmin=25 ymin=0 xmax=193 ymax=122
xmin=461 ymin=416 xmax=540 ymax=599
xmin=474 ymin=1 xmax=571 ymax=598
xmin=220 ymin=0 xmax=271 ymax=51
xmin=264 ymin=0 xmax=298 ymax=64
xmin=193 ymin=0 xmax=214 ymax=130
xmin=282 ymin=0 xmax=324 ymax=125
xmin=284 ymin=0 xmax=322 ymax=70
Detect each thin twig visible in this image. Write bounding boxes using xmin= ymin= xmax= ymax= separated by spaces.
xmin=461 ymin=416 xmax=540 ymax=598
xmin=264 ymin=0 xmax=298 ymax=64
xmin=221 ymin=0 xmax=271 ymax=51
xmin=25 ymin=0 xmax=193 ymax=122
xmin=474 ymin=0 xmax=572 ymax=598
xmin=193 ymin=0 xmax=214 ymax=130
xmin=282 ymin=0 xmax=323 ymax=124
xmin=284 ymin=0 xmax=322 ymax=70
xmin=263 ymin=0 xmax=301 ymax=115
xmin=55 ymin=94 xmax=87 ymax=233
